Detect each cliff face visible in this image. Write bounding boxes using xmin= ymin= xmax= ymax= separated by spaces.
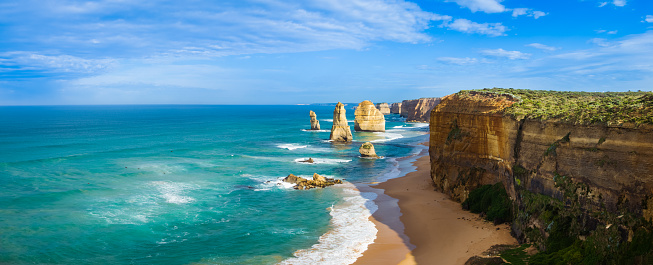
xmin=309 ymin=110 xmax=320 ymax=130
xmin=354 ymin=100 xmax=385 ymax=132
xmin=375 ymin=103 xmax=391 ymax=115
xmin=390 ymin=102 xmax=401 ymax=114
xmin=430 ymin=92 xmax=653 ymax=216
xmin=330 ymin=102 xmax=353 ymax=142
xmin=401 ymin=98 xmax=441 ymax=122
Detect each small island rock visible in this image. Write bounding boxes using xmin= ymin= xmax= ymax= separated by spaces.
xmin=359 ymin=142 xmax=380 ymax=158
xmin=354 ymin=100 xmax=385 ymax=132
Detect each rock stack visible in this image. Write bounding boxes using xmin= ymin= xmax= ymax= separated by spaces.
xmin=329 ymin=102 xmax=353 ymax=142
xmin=359 ymin=142 xmax=380 ymax=158
xmin=375 ymin=103 xmax=391 ymax=115
xmin=400 ymin=98 xmax=441 ymax=122
xmin=390 ymin=102 xmax=402 ymax=114
xmin=283 ymin=173 xmax=343 ymax=190
xmin=309 ymin=110 xmax=320 ymax=130
xmin=354 ymin=100 xmax=385 ymax=132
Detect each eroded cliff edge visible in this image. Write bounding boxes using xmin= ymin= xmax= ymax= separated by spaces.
xmin=429 ymin=89 xmax=653 ymax=256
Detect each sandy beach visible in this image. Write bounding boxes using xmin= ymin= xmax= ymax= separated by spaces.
xmin=355 ymin=153 xmax=517 ymax=265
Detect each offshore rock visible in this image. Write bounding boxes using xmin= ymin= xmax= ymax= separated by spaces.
xmin=354 ymin=100 xmax=386 ymax=132
xmin=283 ymin=174 xmax=307 ymax=184
xmin=401 ymin=98 xmax=441 ymax=122
xmin=359 ymin=142 xmax=380 ymax=158
xmin=290 ymin=173 xmax=343 ymax=190
xmin=300 ymin=157 xmax=314 ymax=163
xmin=390 ymin=102 xmax=402 ymax=115
xmin=375 ymin=103 xmax=391 ymax=115
xmin=309 ymin=111 xmax=320 ymax=130
xmin=330 ymin=102 xmax=353 ymax=142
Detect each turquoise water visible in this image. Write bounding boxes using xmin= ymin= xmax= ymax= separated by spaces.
xmin=0 ymin=105 xmax=428 ymax=264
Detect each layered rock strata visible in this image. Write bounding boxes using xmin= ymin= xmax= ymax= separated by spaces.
xmin=354 ymin=100 xmax=386 ymax=132
xmin=390 ymin=102 xmax=402 ymax=115
xmin=309 ymin=111 xmax=320 ymax=130
xmin=401 ymin=97 xmax=441 ymax=122
xmin=329 ymin=102 xmax=353 ymax=142
xmin=359 ymin=142 xmax=380 ymax=158
xmin=283 ymin=173 xmax=343 ymax=190
xmin=375 ymin=103 xmax=391 ymax=115
xmin=429 ymin=91 xmax=653 ymax=217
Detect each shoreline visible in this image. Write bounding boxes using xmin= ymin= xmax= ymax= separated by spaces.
xmin=355 ymin=146 xmax=517 ymax=264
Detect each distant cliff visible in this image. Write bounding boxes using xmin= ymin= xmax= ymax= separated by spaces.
xmin=429 ymin=88 xmax=653 ymax=259
xmin=400 ymin=98 xmax=441 ymax=122
xmin=390 ymin=102 xmax=401 ymax=115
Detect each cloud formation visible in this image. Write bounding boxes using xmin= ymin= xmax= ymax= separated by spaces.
xmin=443 ymin=19 xmax=507 ymax=36
xmin=526 ymin=43 xmax=559 ymax=51
xmin=481 ymin=48 xmax=531 ymax=59
xmin=437 ymin=57 xmax=479 ymax=65
xmin=445 ymin=0 xmax=505 ymax=13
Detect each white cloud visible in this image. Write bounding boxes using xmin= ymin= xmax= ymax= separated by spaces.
xmin=481 ymin=48 xmax=531 ymax=59
xmin=596 ymin=29 xmax=618 ymax=34
xmin=527 ymin=43 xmax=559 ymax=51
xmin=443 ymin=19 xmax=507 ymax=37
xmin=1 ymin=52 xmax=116 ymax=74
xmin=445 ymin=0 xmax=506 ymax=13
xmin=437 ymin=57 xmax=479 ymax=65
xmin=613 ymin=0 xmax=626 ymax=7
xmin=511 ymin=8 xmax=546 ymax=19
xmin=589 ymin=38 xmax=611 ymax=47
xmin=599 ymin=0 xmax=626 ymax=7
xmin=645 ymin=15 xmax=653 ymax=23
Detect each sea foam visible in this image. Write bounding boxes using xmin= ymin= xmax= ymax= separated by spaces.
xmin=278 ymin=183 xmax=378 ymax=265
xmin=277 ymin=143 xmax=309 ymax=150
xmin=294 ymin=158 xmax=352 ymax=165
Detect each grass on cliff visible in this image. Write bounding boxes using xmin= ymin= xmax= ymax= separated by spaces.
xmin=459 ymin=88 xmax=653 ymax=125
xmin=462 ymin=183 xmax=512 ymax=224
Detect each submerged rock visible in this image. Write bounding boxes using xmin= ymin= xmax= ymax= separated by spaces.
xmin=309 ymin=110 xmax=320 ymax=130
xmin=359 ymin=142 xmax=380 ymax=158
xmin=300 ymin=157 xmax=314 ymax=163
xmin=354 ymin=100 xmax=385 ymax=132
xmin=375 ymin=103 xmax=391 ymax=115
xmin=329 ymin=102 xmax=353 ymax=142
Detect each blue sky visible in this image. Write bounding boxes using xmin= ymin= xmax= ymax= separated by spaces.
xmin=1 ymin=0 xmax=652 ymax=105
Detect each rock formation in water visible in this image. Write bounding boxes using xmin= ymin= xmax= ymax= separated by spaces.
xmin=401 ymin=98 xmax=441 ymax=122
xmin=354 ymin=100 xmax=385 ymax=132
xmin=299 ymin=158 xmax=314 ymax=163
xmin=309 ymin=111 xmax=320 ymax=130
xmin=390 ymin=102 xmax=402 ymax=115
xmin=429 ymin=88 xmax=653 ymax=256
xmin=283 ymin=173 xmax=342 ymax=190
xmin=375 ymin=103 xmax=391 ymax=115
xmin=359 ymin=142 xmax=380 ymax=158
xmin=329 ymin=102 xmax=353 ymax=142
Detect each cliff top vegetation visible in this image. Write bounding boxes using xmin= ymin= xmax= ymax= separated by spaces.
xmin=459 ymin=88 xmax=653 ymax=125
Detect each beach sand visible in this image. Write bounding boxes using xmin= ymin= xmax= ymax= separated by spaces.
xmin=354 ymin=154 xmax=517 ymax=265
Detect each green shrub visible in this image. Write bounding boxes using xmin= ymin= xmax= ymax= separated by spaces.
xmin=462 ymin=183 xmax=512 ymax=224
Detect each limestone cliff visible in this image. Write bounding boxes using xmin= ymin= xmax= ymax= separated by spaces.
xmin=375 ymin=103 xmax=391 ymax=115
xmin=309 ymin=110 xmax=320 ymax=130
xmin=429 ymin=90 xmax=653 ymax=214
xmin=390 ymin=102 xmax=402 ymax=115
xmin=354 ymin=100 xmax=385 ymax=132
xmin=330 ymin=102 xmax=353 ymax=142
xmin=401 ymin=97 xmax=441 ymax=122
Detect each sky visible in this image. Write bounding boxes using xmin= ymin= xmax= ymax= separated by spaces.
xmin=1 ymin=0 xmax=652 ymax=105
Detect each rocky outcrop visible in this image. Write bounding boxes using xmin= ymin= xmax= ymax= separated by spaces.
xmin=375 ymin=103 xmax=391 ymax=115
xmin=390 ymin=102 xmax=402 ymax=115
xmin=309 ymin=111 xmax=320 ymax=130
xmin=283 ymin=173 xmax=343 ymax=190
xmin=354 ymin=100 xmax=385 ymax=132
xmin=429 ymin=91 xmax=653 ymax=217
xmin=330 ymin=102 xmax=353 ymax=142
xmin=401 ymin=98 xmax=441 ymax=122
xmin=359 ymin=142 xmax=380 ymax=158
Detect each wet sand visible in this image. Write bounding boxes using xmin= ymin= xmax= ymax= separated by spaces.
xmin=354 ymin=154 xmax=517 ymax=265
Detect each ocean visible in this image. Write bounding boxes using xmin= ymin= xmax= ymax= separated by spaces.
xmin=0 ymin=105 xmax=428 ymax=265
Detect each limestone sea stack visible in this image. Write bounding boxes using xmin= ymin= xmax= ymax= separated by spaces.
xmin=359 ymin=142 xmax=380 ymax=158
xmin=390 ymin=102 xmax=402 ymax=114
xmin=329 ymin=102 xmax=353 ymax=142
xmin=400 ymin=97 xmax=441 ymax=122
xmin=309 ymin=110 xmax=320 ymax=130
xmin=375 ymin=103 xmax=391 ymax=115
xmin=354 ymin=100 xmax=385 ymax=132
